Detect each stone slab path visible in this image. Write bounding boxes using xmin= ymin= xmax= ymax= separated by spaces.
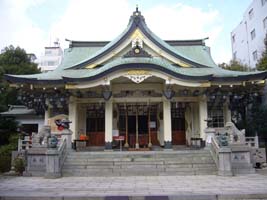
xmin=0 ymin=174 xmax=267 ymax=199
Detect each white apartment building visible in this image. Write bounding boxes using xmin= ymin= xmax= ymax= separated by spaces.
xmin=38 ymin=41 xmax=63 ymax=72
xmin=231 ymin=0 xmax=267 ymax=68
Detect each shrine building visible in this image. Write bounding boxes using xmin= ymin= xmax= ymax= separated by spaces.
xmin=5 ymin=8 xmax=267 ymax=150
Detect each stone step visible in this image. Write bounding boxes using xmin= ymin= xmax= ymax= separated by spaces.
xmin=66 ymin=150 xmax=211 ymax=157
xmin=65 ymin=155 xmax=213 ymax=161
xmin=62 ymin=168 xmax=218 ymax=176
xmin=62 ymin=150 xmax=217 ymax=176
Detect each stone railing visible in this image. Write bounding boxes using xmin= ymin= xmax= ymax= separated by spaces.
xmin=245 ymin=135 xmax=259 ymax=148
xmin=45 ymin=138 xmax=67 ymax=178
xmin=210 ymin=137 xmax=219 ymax=167
xmin=210 ymin=134 xmax=258 ymax=176
xmin=24 ymin=137 xmax=68 ymax=178
xmin=18 ymin=136 xmax=32 ymax=151
xmin=210 ymin=137 xmax=232 ymax=176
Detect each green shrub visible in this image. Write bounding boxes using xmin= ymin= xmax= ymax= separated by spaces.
xmin=13 ymin=157 xmax=25 ymax=175
xmin=0 ymin=144 xmax=13 ymax=172
xmin=0 ymin=133 xmax=18 ymax=173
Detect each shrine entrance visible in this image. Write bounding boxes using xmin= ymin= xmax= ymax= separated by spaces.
xmin=118 ymin=103 xmax=159 ymax=148
xmin=171 ymin=102 xmax=186 ymax=145
xmin=86 ymin=104 xmax=105 ymax=146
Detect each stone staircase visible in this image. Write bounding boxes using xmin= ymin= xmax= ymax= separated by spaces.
xmin=62 ymin=150 xmax=217 ymax=176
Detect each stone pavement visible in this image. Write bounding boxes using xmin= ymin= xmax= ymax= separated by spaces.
xmin=0 ymin=174 xmax=267 ymax=199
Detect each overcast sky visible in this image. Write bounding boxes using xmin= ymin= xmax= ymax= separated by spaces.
xmin=0 ymin=0 xmax=252 ymax=64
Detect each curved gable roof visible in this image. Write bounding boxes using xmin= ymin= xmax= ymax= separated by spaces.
xmin=4 ymin=8 xmax=267 ymax=85
xmin=64 ymin=9 xmax=218 ymax=70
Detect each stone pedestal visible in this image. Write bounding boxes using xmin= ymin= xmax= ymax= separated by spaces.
xmin=218 ymin=147 xmax=233 ymax=176
xmin=24 ymin=148 xmax=46 ymax=176
xmin=45 ymin=149 xmax=61 ymax=178
xmin=60 ymin=129 xmax=73 ymax=149
xmin=231 ymin=145 xmax=255 ymax=175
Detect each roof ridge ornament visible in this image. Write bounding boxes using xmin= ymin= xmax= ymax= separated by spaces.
xmin=130 ymin=5 xmax=145 ymax=26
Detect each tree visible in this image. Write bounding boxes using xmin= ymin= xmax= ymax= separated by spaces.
xmin=219 ymin=60 xmax=251 ymax=71
xmin=0 ymin=45 xmax=40 ymax=145
xmin=247 ymin=104 xmax=267 ymax=138
xmin=0 ymin=45 xmax=40 ymax=111
xmin=256 ymin=34 xmax=267 ymax=71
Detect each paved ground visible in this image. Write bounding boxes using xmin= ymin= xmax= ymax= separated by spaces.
xmin=0 ymin=174 xmax=267 ymax=199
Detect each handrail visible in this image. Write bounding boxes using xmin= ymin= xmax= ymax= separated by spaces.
xmin=58 ymin=138 xmax=67 ymax=170
xmin=210 ymin=137 xmax=219 ymax=168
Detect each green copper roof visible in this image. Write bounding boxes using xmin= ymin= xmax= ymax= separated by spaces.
xmin=56 ymin=47 xmax=103 ymax=70
xmin=6 ymin=57 xmax=265 ymax=82
xmin=171 ymin=45 xmax=217 ymax=68
xmin=4 ymin=9 xmax=267 ymax=84
xmin=140 ymin=23 xmax=217 ymax=68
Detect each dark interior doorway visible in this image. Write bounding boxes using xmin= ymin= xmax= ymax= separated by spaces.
xmin=171 ymin=103 xmax=186 ymax=145
xmin=128 ymin=115 xmax=148 ymax=134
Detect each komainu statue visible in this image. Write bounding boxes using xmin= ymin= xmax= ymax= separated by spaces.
xmin=32 ymin=125 xmax=51 ymax=147
xmin=55 ymin=119 xmax=72 ymax=131
xmin=225 ymin=122 xmax=246 ymax=144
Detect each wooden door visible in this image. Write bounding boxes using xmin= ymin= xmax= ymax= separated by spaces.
xmin=171 ymin=105 xmax=186 ymax=145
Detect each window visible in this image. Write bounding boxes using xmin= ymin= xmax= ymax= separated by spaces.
xmin=263 ymin=16 xmax=267 ymax=29
xmin=248 ymin=8 xmax=254 ymax=20
xmin=251 ymin=29 xmax=256 ymax=40
xmin=262 ymin=0 xmax=267 ymax=6
xmin=232 ymin=34 xmax=235 ymax=43
xmin=208 ymin=103 xmax=224 ymax=128
xmin=253 ymin=50 xmax=258 ymax=61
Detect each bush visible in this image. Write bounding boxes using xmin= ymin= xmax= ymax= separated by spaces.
xmin=13 ymin=156 xmax=25 ymax=175
xmin=0 ymin=134 xmax=18 ymax=173
xmin=0 ymin=144 xmax=14 ymax=172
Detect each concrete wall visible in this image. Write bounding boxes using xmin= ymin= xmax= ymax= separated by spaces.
xmin=231 ymin=0 xmax=267 ymax=68
xmin=16 ymin=116 xmax=44 ymax=132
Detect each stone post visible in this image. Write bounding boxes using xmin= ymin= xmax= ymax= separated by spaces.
xmin=60 ymin=129 xmax=73 ymax=149
xmin=204 ymin=128 xmax=216 ymax=147
xmin=199 ymin=96 xmax=208 ymax=142
xmin=105 ymin=100 xmax=113 ymax=150
xmin=163 ymin=100 xmax=172 ymax=149
xmin=218 ymin=147 xmax=233 ymax=176
xmin=45 ymin=149 xmax=61 ymax=178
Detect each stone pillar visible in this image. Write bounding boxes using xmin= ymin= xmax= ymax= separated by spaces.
xmin=199 ymin=97 xmax=208 ymax=142
xmin=163 ymin=100 xmax=172 ymax=149
xmin=68 ymin=96 xmax=78 ymax=142
xmin=224 ymin=103 xmax=231 ymax=123
xmin=105 ymin=100 xmax=113 ymax=150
